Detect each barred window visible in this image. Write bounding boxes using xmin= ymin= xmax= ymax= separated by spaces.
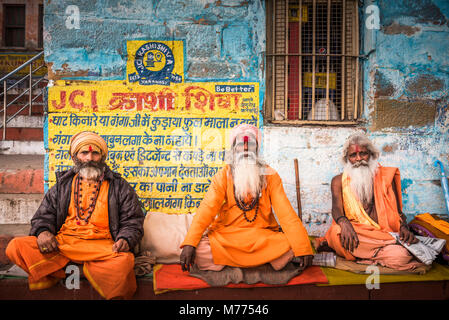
xmin=38 ymin=4 xmax=44 ymax=48
xmin=265 ymin=0 xmax=362 ymax=124
xmin=3 ymin=4 xmax=26 ymax=47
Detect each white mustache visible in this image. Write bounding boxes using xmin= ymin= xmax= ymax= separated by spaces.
xmin=352 ymin=160 xmax=369 ymax=168
xmin=235 ymin=151 xmax=257 ymax=163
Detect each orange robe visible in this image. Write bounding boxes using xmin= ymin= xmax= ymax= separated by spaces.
xmin=323 ymin=166 xmax=424 ymax=270
xmin=181 ymin=165 xmax=313 ymax=268
xmin=6 ymin=175 xmax=136 ymax=299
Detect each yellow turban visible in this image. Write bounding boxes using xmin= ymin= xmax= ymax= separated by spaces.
xmin=69 ymin=131 xmax=108 ymax=159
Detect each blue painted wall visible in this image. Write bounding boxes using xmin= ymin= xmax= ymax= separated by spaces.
xmin=361 ymin=0 xmax=449 ymax=219
xmin=44 ymin=0 xmax=265 ymax=82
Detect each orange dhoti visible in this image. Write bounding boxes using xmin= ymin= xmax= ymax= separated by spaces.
xmin=325 ymin=222 xmax=424 ymax=271
xmin=322 ymin=166 xmax=425 ymax=271
xmin=6 ymin=234 xmax=136 ymax=299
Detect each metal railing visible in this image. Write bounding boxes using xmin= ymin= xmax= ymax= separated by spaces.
xmin=0 ymin=51 xmax=47 ymax=140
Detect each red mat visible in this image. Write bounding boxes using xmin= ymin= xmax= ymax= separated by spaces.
xmin=153 ymin=264 xmax=329 ymax=294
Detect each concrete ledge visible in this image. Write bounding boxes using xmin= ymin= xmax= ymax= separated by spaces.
xmin=0 ymin=194 xmax=43 ymax=224
xmin=0 ymin=155 xmax=44 ymax=170
xmin=0 ymin=128 xmax=43 ymax=141
xmin=0 ymin=141 xmax=44 ymax=155
xmin=0 ymin=224 xmax=30 ymax=236
xmin=7 ymin=116 xmax=44 ymax=128
xmin=0 ymin=277 xmax=448 ymax=300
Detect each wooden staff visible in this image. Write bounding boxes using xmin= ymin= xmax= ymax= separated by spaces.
xmin=294 ymin=158 xmax=303 ymax=221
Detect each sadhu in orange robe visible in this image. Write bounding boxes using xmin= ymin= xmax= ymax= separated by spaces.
xmin=181 ymin=165 xmax=313 ymax=268
xmin=322 ymin=165 xmax=424 ymax=271
xmin=6 ymin=175 xmax=136 ymax=299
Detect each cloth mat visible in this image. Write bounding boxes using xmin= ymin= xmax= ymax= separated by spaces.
xmin=334 ymin=256 xmax=431 ymax=275
xmin=152 ymin=263 xmax=328 ymax=294
xmin=188 ymin=262 xmax=302 ymax=287
xmin=318 ymin=262 xmax=449 ymax=286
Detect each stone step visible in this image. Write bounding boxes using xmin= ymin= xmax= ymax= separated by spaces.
xmin=3 ymin=104 xmax=44 ymax=116
xmin=0 ymin=155 xmax=44 ymax=228
xmin=1 ymin=115 xmax=44 ymax=141
xmin=0 ymin=168 xmax=44 ymax=194
xmin=0 ymin=141 xmax=44 ymax=155
xmin=0 ymin=154 xmax=44 ymax=194
xmin=0 ymin=193 xmax=43 ymax=224
xmin=0 ymin=224 xmax=30 ymax=236
xmin=0 ymin=128 xmax=43 ymax=141
xmin=0 ymin=154 xmax=44 ymax=170
xmin=6 ymin=115 xmax=44 ymax=128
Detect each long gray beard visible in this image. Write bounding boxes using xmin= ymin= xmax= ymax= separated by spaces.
xmin=232 ymin=151 xmax=265 ymax=202
xmin=74 ymin=159 xmax=105 ymax=181
xmin=343 ymin=158 xmax=378 ymax=206
xmin=79 ymin=167 xmax=103 ymax=180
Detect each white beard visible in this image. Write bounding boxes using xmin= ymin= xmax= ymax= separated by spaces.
xmin=343 ymin=159 xmax=378 ymax=206
xmin=232 ymin=151 xmax=263 ymax=202
xmin=79 ymin=166 xmax=102 ymax=181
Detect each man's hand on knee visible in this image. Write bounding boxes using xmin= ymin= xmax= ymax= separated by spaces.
xmin=112 ymin=238 xmax=130 ymax=253
xmin=338 ymin=217 xmax=359 ymax=252
xmin=37 ymin=231 xmax=59 ymax=253
xmin=180 ymin=245 xmax=196 ymax=272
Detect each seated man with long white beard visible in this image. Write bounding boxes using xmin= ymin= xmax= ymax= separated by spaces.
xmin=316 ymin=133 xmax=425 ymax=271
xmin=180 ymin=124 xmax=313 ymax=273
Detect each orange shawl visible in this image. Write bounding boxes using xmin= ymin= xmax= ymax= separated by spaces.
xmin=342 ymin=165 xmax=402 ymax=232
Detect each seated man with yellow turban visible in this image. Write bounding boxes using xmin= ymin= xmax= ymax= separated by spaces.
xmin=316 ymin=133 xmax=425 ymax=271
xmin=180 ymin=124 xmax=314 ymax=273
xmin=6 ymin=131 xmax=144 ymax=299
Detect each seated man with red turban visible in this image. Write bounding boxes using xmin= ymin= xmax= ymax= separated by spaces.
xmin=6 ymin=131 xmax=144 ymax=299
xmin=180 ymin=124 xmax=314 ymax=272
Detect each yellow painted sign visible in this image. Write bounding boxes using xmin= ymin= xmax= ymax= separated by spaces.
xmin=303 ymin=72 xmax=336 ymax=90
xmin=48 ymin=81 xmax=259 ymax=214
xmin=0 ymin=53 xmax=46 ymax=76
xmin=289 ymin=5 xmax=308 ymax=23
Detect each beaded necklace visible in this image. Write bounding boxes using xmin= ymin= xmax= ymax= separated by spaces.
xmin=74 ymin=175 xmax=103 ymax=225
xmin=233 ymin=189 xmax=260 ymax=223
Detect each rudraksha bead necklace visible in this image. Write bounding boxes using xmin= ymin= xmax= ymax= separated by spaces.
xmin=74 ymin=175 xmax=103 ymax=225
xmin=234 ymin=189 xmax=260 ymax=223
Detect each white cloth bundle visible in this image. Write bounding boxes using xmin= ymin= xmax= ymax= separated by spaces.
xmin=312 ymin=252 xmax=337 ymax=267
xmin=389 ymin=232 xmax=447 ymax=265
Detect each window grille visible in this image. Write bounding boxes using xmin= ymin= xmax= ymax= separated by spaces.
xmin=266 ymin=0 xmax=362 ymax=124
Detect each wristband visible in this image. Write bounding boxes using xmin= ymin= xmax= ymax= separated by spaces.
xmin=336 ymin=216 xmax=348 ymax=225
xmin=400 ymin=222 xmax=410 ymax=230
